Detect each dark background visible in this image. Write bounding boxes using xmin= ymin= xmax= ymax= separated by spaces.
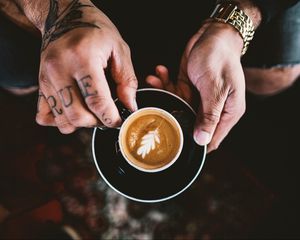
xmin=0 ymin=1 xmax=299 ymax=238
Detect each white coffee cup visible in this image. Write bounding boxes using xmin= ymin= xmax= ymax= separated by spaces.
xmin=118 ymin=107 xmax=184 ymax=173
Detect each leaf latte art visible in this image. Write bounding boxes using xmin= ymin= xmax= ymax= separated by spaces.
xmin=120 ymin=109 xmax=182 ymax=171
xmin=137 ymin=129 xmax=160 ymax=158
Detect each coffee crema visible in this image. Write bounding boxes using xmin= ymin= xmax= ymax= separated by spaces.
xmin=120 ymin=109 xmax=182 ymax=171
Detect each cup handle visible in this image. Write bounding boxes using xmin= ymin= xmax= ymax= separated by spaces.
xmin=115 ymin=140 xmax=121 ymax=154
xmin=97 ymin=101 xmax=132 ymax=131
xmin=115 ymin=101 xmax=132 ymax=121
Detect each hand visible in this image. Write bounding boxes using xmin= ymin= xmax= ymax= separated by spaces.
xmin=147 ymin=22 xmax=246 ymax=152
xmin=35 ymin=0 xmax=138 ymax=134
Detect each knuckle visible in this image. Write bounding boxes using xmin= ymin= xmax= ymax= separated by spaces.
xmin=36 ymin=114 xmax=50 ymax=126
xmin=67 ymin=110 xmax=94 ymax=127
xmin=233 ymin=104 xmax=246 ymax=122
xmin=209 ymin=143 xmax=219 ymax=152
xmin=240 ymin=103 xmax=246 ymax=115
xmin=64 ymin=33 xmax=87 ymax=52
xmin=42 ymin=54 xmax=61 ymax=74
xmin=120 ymin=41 xmax=131 ymax=54
xmin=85 ymin=95 xmax=110 ymax=113
xmin=59 ymin=127 xmax=76 ymax=135
xmin=202 ymin=112 xmax=220 ymax=126
xmin=66 ymin=110 xmax=85 ymax=127
xmin=39 ymin=72 xmax=52 ymax=90
xmin=57 ymin=121 xmax=76 ymax=134
xmin=124 ymin=75 xmax=138 ymax=89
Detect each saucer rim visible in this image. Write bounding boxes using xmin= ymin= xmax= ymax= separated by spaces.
xmin=92 ymin=88 xmax=207 ymax=203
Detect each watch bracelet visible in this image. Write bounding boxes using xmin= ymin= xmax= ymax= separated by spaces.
xmin=210 ymin=2 xmax=255 ymax=55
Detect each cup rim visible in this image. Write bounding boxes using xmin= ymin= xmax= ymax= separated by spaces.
xmin=92 ymin=88 xmax=207 ymax=203
xmin=118 ymin=107 xmax=184 ymax=173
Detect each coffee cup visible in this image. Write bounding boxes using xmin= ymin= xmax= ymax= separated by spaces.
xmin=118 ymin=107 xmax=184 ymax=172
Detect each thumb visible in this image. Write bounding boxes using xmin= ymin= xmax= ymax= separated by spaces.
xmin=193 ymin=92 xmax=227 ymax=146
xmin=111 ymin=44 xmax=138 ymax=112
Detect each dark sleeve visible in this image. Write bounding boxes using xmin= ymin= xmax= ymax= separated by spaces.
xmin=253 ymin=0 xmax=299 ymax=23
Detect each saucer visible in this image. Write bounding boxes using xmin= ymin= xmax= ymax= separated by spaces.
xmin=92 ymin=88 xmax=206 ymax=203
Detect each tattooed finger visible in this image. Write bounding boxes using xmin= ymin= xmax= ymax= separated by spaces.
xmin=36 ymin=90 xmax=56 ymax=126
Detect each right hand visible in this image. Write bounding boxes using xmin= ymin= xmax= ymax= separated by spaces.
xmin=147 ymin=22 xmax=246 ymax=152
xmin=36 ymin=1 xmax=138 ymax=134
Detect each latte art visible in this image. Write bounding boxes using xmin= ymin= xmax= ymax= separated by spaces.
xmin=119 ymin=108 xmax=183 ymax=171
xmin=137 ymin=129 xmax=160 ymax=158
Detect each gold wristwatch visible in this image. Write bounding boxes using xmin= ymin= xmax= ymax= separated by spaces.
xmin=210 ymin=1 xmax=255 ymax=55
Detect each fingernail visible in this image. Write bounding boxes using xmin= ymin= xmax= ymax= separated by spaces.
xmin=193 ymin=130 xmax=211 ymax=146
xmin=132 ymin=98 xmax=138 ymax=111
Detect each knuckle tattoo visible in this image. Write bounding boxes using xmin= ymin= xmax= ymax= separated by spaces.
xmin=101 ymin=112 xmax=112 ymax=125
xmin=77 ymin=75 xmax=98 ymax=98
xmin=47 ymin=95 xmax=63 ymax=116
xmin=58 ymin=85 xmax=73 ymax=107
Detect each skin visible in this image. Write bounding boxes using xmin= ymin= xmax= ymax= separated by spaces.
xmin=14 ymin=0 xmax=138 ymax=134
xmin=4 ymin=0 xmax=299 ymax=153
xmin=146 ymin=23 xmax=245 ymax=153
xmin=147 ymin=0 xmax=262 ymax=153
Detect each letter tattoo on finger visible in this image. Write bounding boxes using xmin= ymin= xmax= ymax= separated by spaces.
xmin=78 ymin=75 xmax=98 ymax=98
xmin=47 ymin=95 xmax=63 ymax=116
xmin=102 ymin=112 xmax=112 ymax=125
xmin=37 ymin=92 xmax=46 ymax=113
xmin=58 ymin=85 xmax=73 ymax=107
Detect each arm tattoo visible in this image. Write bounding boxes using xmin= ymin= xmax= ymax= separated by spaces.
xmin=42 ymin=0 xmax=100 ymax=51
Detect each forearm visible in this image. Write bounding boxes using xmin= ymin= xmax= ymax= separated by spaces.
xmin=13 ymin=0 xmax=50 ymax=31
xmin=219 ymin=0 xmax=299 ymax=25
xmin=252 ymin=0 xmax=299 ymax=23
xmin=13 ymin=0 xmax=101 ymax=34
xmin=0 ymin=0 xmax=38 ymax=34
xmin=13 ymin=0 xmax=105 ymax=51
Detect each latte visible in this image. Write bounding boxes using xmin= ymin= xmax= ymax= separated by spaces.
xmin=119 ymin=108 xmax=183 ymax=172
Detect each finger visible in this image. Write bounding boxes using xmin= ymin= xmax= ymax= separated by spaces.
xmin=207 ymin=91 xmax=245 ymax=152
xmin=36 ymin=90 xmax=56 ymax=127
xmin=193 ymin=85 xmax=229 ymax=146
xmin=156 ymin=65 xmax=176 ymax=93
xmin=41 ymin=60 xmax=101 ymax=128
xmin=111 ymin=42 xmax=138 ymax=111
xmin=54 ymin=81 xmax=99 ymax=128
xmin=155 ymin=65 xmax=169 ymax=85
xmin=39 ymin=73 xmax=76 ymax=134
xmin=145 ymin=75 xmax=165 ymax=89
xmin=76 ymin=69 xmax=122 ymax=128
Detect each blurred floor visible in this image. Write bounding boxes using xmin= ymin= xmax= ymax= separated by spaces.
xmin=0 ymin=79 xmax=299 ymax=239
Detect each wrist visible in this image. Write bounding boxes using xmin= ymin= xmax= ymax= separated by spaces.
xmin=202 ymin=21 xmax=244 ymax=56
xmin=14 ymin=0 xmax=96 ymax=33
xmin=209 ymin=1 xmax=258 ymax=55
